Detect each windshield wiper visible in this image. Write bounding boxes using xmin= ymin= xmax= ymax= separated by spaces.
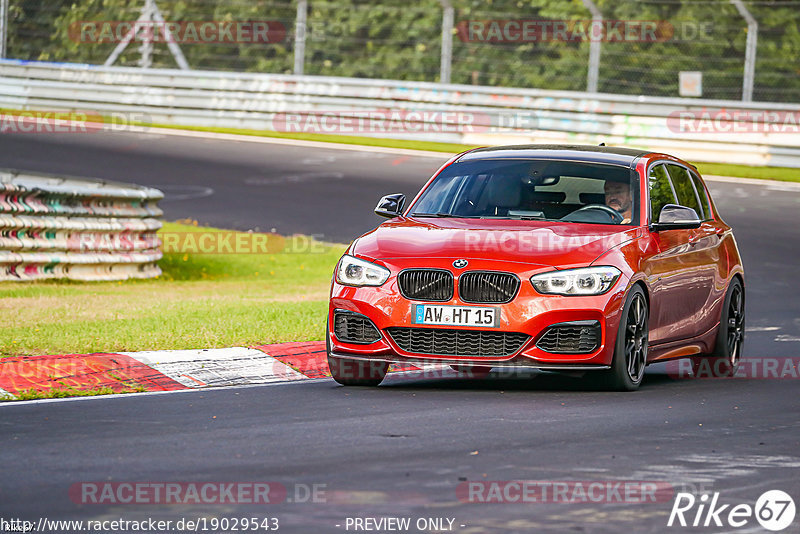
xmin=410 ymin=212 xmax=462 ymax=218
xmin=480 ymin=215 xmax=555 ymax=221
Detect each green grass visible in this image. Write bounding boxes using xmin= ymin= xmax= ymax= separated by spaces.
xmin=0 ymin=222 xmax=346 ymax=357
xmin=693 ymin=162 xmax=800 ymax=183
xmin=0 ymin=386 xmax=146 ymax=402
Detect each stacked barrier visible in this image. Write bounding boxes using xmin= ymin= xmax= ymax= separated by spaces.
xmin=0 ymin=170 xmax=163 ymax=281
xmin=1 ymin=60 xmax=800 ymax=167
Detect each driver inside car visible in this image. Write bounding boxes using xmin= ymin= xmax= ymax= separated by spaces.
xmin=603 ymin=180 xmax=633 ymax=223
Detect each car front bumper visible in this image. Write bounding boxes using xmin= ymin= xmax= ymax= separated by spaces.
xmin=329 ymin=259 xmax=629 ymax=368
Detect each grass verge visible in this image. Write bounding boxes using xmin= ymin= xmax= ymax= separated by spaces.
xmin=0 ymin=385 xmax=147 ymax=402
xmin=0 ymin=221 xmax=345 ymax=357
xmin=693 ymin=162 xmax=800 ymax=183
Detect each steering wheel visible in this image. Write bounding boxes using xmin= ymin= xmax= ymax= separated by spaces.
xmin=565 ymin=204 xmax=624 ymax=224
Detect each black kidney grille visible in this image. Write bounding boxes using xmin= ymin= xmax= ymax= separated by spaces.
xmin=387 ymin=327 xmax=529 ymax=358
xmin=334 ymin=311 xmax=381 ymax=344
xmin=398 ymin=269 xmax=454 ymax=301
xmin=459 ymin=271 xmax=520 ymax=303
xmin=536 ymin=321 xmax=601 ymax=354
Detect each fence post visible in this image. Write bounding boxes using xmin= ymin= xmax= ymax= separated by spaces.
xmin=105 ymin=0 xmax=189 ymax=70
xmin=138 ymin=0 xmax=155 ymax=68
xmin=0 ymin=0 xmax=8 ymax=59
xmin=439 ymin=0 xmax=454 ymax=84
xmin=581 ymin=0 xmax=602 ymax=93
xmin=294 ymin=0 xmax=308 ymax=75
xmin=730 ymin=0 xmax=758 ymax=101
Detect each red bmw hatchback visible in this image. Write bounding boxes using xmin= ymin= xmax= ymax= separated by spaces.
xmin=327 ymin=145 xmax=745 ymax=390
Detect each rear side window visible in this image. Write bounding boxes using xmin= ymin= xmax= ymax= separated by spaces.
xmin=666 ymin=164 xmax=703 ymax=219
xmin=689 ymin=171 xmax=713 ymax=220
xmin=648 ymin=164 xmax=677 ymax=223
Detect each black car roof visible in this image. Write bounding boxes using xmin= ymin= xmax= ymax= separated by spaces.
xmin=457 ymin=144 xmax=651 ymax=167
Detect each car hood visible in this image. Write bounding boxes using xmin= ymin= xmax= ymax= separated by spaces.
xmin=352 ymin=217 xmax=639 ymax=268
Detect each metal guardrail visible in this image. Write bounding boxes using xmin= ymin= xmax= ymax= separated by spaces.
xmin=1 ymin=59 xmax=799 ymax=168
xmin=0 ymin=169 xmax=163 ymax=282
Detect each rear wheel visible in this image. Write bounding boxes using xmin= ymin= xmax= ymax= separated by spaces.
xmin=600 ymin=286 xmax=648 ymax=391
xmin=326 ymin=321 xmax=388 ymax=386
xmin=692 ymin=279 xmax=744 ymax=378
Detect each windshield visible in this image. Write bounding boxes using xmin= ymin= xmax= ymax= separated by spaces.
xmin=410 ymin=159 xmax=639 ymax=225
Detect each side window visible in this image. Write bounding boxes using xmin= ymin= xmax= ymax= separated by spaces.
xmin=666 ymin=164 xmax=703 ymax=218
xmin=648 ymin=164 xmax=676 ymax=223
xmin=689 ymin=171 xmax=712 ymax=220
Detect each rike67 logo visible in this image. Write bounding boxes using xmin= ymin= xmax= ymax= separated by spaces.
xmin=668 ymin=490 xmax=796 ymax=531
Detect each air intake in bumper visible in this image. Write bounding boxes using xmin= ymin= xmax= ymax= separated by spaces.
xmin=333 ymin=310 xmax=381 ymax=344
xmin=536 ymin=321 xmax=601 ymax=354
xmin=386 ymin=327 xmax=529 ymax=358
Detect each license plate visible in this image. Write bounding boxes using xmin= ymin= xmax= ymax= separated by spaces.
xmin=413 ymin=304 xmax=499 ymax=327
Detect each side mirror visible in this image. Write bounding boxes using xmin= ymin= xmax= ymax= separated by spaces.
xmin=375 ymin=193 xmax=406 ymax=218
xmin=653 ymin=204 xmax=702 ymax=231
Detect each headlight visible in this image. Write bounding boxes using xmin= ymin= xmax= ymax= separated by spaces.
xmin=336 ymin=255 xmax=390 ymax=287
xmin=530 ymin=266 xmax=621 ymax=296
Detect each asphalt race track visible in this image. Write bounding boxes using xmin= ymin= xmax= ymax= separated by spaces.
xmin=1 ymin=131 xmax=799 ymax=533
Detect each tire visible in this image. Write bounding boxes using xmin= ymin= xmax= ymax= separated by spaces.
xmin=600 ymin=286 xmax=648 ymax=391
xmin=449 ymin=365 xmax=492 ymax=378
xmin=691 ymin=279 xmax=744 ymax=378
xmin=326 ymin=321 xmax=388 ymax=386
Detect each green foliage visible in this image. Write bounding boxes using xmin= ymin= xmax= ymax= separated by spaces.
xmin=1 ymin=385 xmax=146 ymax=402
xmin=6 ymin=0 xmax=800 ymax=101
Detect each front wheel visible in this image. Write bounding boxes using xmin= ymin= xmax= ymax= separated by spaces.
xmin=600 ymin=286 xmax=648 ymax=391
xmin=326 ymin=323 xmax=388 ymax=386
xmin=692 ymin=279 xmax=744 ymax=378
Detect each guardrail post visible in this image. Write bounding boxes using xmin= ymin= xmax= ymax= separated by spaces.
xmin=294 ymin=0 xmax=308 ymax=76
xmin=581 ymin=0 xmax=602 ymax=93
xmin=439 ymin=0 xmax=454 ymax=84
xmin=730 ymin=0 xmax=758 ymax=101
xmin=0 ymin=0 xmax=8 ymax=59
